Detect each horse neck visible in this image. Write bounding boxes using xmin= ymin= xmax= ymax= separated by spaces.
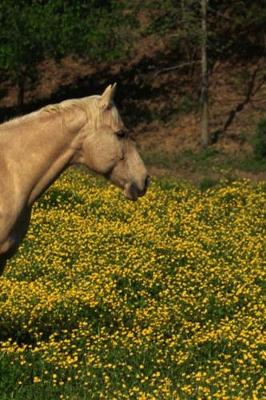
xmin=2 ymin=111 xmax=82 ymax=206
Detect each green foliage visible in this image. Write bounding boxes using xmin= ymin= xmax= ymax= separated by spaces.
xmin=252 ymin=118 xmax=266 ymax=159
xmin=131 ymin=0 xmax=266 ymax=66
xmin=0 ymin=0 xmax=136 ymax=106
xmin=53 ymin=0 xmax=136 ymax=61
xmin=135 ymin=0 xmax=201 ymax=61
xmin=199 ymin=176 xmax=218 ymax=191
xmin=0 ymin=1 xmax=58 ymax=104
xmin=179 ymin=93 xmax=196 ymax=114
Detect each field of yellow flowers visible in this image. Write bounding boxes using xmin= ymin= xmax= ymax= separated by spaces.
xmin=0 ymin=168 xmax=265 ymax=399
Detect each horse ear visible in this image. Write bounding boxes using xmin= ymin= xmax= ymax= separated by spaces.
xmin=99 ymin=83 xmax=117 ymax=110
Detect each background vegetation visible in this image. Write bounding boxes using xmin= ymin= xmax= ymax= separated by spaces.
xmin=0 ymin=2 xmax=266 ymax=399
xmin=0 ymin=0 xmax=265 ymax=175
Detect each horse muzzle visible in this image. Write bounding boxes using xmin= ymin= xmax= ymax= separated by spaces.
xmin=124 ymin=176 xmax=150 ymax=201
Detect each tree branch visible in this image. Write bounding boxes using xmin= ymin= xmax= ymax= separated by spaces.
xmin=211 ymin=63 xmax=266 ymax=144
xmin=153 ymin=61 xmax=201 ymax=77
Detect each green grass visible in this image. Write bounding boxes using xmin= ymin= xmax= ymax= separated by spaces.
xmin=143 ymin=148 xmax=266 ymax=182
xmin=0 ymin=170 xmax=265 ymax=399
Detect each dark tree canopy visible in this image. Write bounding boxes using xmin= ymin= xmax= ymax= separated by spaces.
xmin=0 ymin=0 xmax=135 ymax=107
xmin=0 ymin=0 xmax=265 ymax=110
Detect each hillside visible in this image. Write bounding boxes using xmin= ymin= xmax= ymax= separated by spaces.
xmin=0 ymin=52 xmax=265 ymax=184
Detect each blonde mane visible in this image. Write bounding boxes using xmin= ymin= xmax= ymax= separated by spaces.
xmin=0 ymin=85 xmax=149 ymax=275
xmin=1 ymin=95 xmax=122 ymax=133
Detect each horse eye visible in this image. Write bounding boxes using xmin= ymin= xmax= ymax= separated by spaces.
xmin=116 ymin=129 xmax=127 ymax=139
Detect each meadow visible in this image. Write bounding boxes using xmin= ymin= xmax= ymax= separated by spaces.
xmin=0 ymin=168 xmax=265 ymax=400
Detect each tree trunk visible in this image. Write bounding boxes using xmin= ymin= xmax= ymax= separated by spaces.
xmin=200 ymin=0 xmax=209 ymax=148
xmin=181 ymin=0 xmax=185 ymax=20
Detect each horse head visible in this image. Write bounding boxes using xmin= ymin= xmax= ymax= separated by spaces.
xmin=76 ymin=84 xmax=150 ymax=200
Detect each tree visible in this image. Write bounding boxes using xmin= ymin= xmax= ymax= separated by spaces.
xmin=0 ymin=0 xmax=136 ymax=109
xmin=132 ymin=0 xmax=265 ymax=146
xmin=0 ymin=1 xmax=59 ymax=109
xmin=200 ymin=0 xmax=208 ymax=147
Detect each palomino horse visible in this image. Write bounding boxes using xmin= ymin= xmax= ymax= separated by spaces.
xmin=0 ymin=84 xmax=149 ymax=274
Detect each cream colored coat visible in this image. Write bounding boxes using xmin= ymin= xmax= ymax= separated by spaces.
xmin=0 ymin=84 xmax=149 ymax=274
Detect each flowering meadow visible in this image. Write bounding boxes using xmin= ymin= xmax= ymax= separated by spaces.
xmin=0 ymin=168 xmax=265 ymax=399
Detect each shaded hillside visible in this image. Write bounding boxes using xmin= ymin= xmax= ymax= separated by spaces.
xmin=0 ymin=54 xmax=265 ymax=148
xmin=0 ymin=49 xmax=265 ymax=183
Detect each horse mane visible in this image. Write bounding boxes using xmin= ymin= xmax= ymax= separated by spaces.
xmin=0 ymin=95 xmax=122 ymax=133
